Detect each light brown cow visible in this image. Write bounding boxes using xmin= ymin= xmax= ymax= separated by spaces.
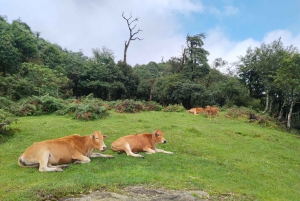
xmin=188 ymin=107 xmax=205 ymax=115
xmin=205 ymin=105 xmax=219 ymax=122
xmin=110 ymin=129 xmax=173 ymax=158
xmin=18 ymin=131 xmax=113 ymax=172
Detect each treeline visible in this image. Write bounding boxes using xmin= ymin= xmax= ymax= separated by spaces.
xmin=0 ymin=16 xmax=300 ymax=129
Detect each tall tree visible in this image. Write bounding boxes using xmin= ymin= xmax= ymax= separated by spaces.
xmin=183 ymin=33 xmax=210 ymax=81
xmin=238 ymin=47 xmax=263 ymax=106
xmin=134 ymin=62 xmax=162 ymax=101
xmin=0 ymin=32 xmax=21 ymax=75
xmin=122 ymin=12 xmax=143 ymax=64
xmin=275 ymin=52 xmax=300 ymax=129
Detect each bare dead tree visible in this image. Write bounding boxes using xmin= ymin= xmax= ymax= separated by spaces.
xmin=122 ymin=12 xmax=143 ymax=64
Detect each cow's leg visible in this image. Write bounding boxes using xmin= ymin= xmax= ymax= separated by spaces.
xmin=155 ymin=148 xmax=173 ymax=154
xmin=72 ymin=152 xmax=91 ymax=164
xmin=215 ymin=114 xmax=219 ymax=122
xmin=124 ymin=143 xmax=144 ymax=158
xmin=39 ymin=152 xmax=63 ymax=172
xmin=90 ymin=153 xmax=114 ymax=158
xmin=48 ymin=164 xmax=69 ymax=169
xmin=143 ymin=147 xmax=156 ymax=154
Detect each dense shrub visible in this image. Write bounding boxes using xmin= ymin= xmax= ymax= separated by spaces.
xmin=0 ymin=109 xmax=18 ymax=143
xmin=56 ymin=95 xmax=109 ymax=121
xmin=12 ymin=95 xmax=65 ymax=116
xmin=142 ymin=101 xmax=163 ymax=111
xmin=225 ymin=107 xmax=253 ymax=118
xmin=0 ymin=97 xmax=13 ymax=111
xmin=115 ymin=99 xmax=143 ymax=113
xmin=163 ymin=104 xmax=185 ymax=112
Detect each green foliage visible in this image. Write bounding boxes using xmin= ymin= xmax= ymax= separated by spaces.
xmin=115 ymin=99 xmax=143 ymax=113
xmin=0 ymin=109 xmax=17 ymax=143
xmin=163 ymin=104 xmax=185 ymax=112
xmin=12 ymin=95 xmax=66 ymax=116
xmin=225 ymin=106 xmax=254 ymax=118
xmin=142 ymin=101 xmax=163 ymax=111
xmin=0 ymin=97 xmax=13 ymax=110
xmin=56 ymin=95 xmax=109 ymax=121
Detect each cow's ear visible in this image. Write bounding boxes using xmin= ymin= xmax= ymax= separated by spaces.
xmin=90 ymin=134 xmax=94 ymax=139
xmin=103 ymin=135 xmax=107 ymax=139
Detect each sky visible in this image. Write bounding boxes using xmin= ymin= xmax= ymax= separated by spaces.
xmin=1 ymin=0 xmax=300 ymax=72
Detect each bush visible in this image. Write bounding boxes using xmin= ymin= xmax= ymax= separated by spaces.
xmin=56 ymin=95 xmax=109 ymax=121
xmin=0 ymin=109 xmax=18 ymax=143
xmin=0 ymin=97 xmax=13 ymax=111
xmin=225 ymin=107 xmax=253 ymax=118
xmin=115 ymin=99 xmax=143 ymax=113
xmin=142 ymin=101 xmax=163 ymax=111
xmin=163 ymin=104 xmax=185 ymax=112
xmin=12 ymin=95 xmax=66 ymax=116
xmin=74 ymin=104 xmax=108 ymax=121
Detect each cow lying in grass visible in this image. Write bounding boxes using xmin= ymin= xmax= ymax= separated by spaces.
xmin=18 ymin=131 xmax=113 ymax=172
xmin=110 ymin=129 xmax=173 ymax=158
xmin=188 ymin=107 xmax=205 ymax=115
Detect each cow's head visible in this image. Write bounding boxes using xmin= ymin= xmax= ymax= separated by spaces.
xmin=153 ymin=129 xmax=167 ymax=144
xmin=90 ymin=131 xmax=107 ymax=152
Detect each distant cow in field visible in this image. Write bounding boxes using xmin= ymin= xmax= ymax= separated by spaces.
xmin=205 ymin=105 xmax=219 ymax=122
xmin=18 ymin=131 xmax=113 ymax=172
xmin=188 ymin=107 xmax=205 ymax=115
xmin=110 ymin=129 xmax=173 ymax=158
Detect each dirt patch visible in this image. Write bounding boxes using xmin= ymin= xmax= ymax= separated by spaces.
xmin=61 ymin=186 xmax=209 ymax=201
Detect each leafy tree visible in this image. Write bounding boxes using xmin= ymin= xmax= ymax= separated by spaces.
xmin=116 ymin=61 xmax=139 ymax=99
xmin=183 ymin=33 xmax=210 ymax=81
xmin=275 ymin=52 xmax=300 ymax=129
xmin=10 ymin=19 xmax=38 ymax=62
xmin=134 ymin=62 xmax=162 ymax=100
xmin=0 ymin=32 xmax=21 ymax=75
xmin=62 ymin=51 xmax=89 ymax=97
xmin=41 ymin=44 xmax=63 ymax=69
xmin=238 ymin=47 xmax=264 ymax=106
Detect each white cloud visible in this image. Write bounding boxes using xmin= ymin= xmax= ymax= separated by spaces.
xmin=204 ymin=28 xmax=260 ymax=67
xmin=262 ymin=30 xmax=300 ymax=50
xmin=2 ymin=0 xmax=300 ymax=70
xmin=204 ymin=28 xmax=300 ymax=73
xmin=208 ymin=5 xmax=240 ymax=16
xmin=2 ymin=0 xmax=203 ymax=66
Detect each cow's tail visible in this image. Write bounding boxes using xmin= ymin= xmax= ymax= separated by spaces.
xmin=18 ymin=154 xmax=39 ymax=168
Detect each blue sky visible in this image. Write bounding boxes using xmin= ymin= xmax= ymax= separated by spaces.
xmin=1 ymin=0 xmax=300 ymax=72
xmin=183 ymin=0 xmax=300 ymax=41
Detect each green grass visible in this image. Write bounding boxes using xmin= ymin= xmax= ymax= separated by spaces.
xmin=0 ymin=111 xmax=299 ymax=200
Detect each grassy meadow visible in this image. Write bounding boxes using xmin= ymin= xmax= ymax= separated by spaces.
xmin=0 ymin=110 xmax=299 ymax=200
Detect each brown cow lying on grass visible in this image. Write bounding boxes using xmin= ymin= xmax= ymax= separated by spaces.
xmin=110 ymin=129 xmax=173 ymax=158
xmin=188 ymin=107 xmax=205 ymax=115
xmin=18 ymin=131 xmax=113 ymax=172
xmin=205 ymin=105 xmax=219 ymax=122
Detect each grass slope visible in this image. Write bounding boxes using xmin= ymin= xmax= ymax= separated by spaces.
xmin=0 ymin=111 xmax=299 ymax=200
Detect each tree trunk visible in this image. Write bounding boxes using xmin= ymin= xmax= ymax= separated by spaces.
xmin=149 ymin=79 xmax=155 ymax=101
xmin=267 ymin=98 xmax=273 ymax=113
xmin=278 ymin=99 xmax=286 ymax=120
xmin=263 ymin=90 xmax=269 ymax=113
xmin=287 ymin=100 xmax=294 ymax=130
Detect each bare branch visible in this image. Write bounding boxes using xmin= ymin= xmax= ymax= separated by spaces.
xmin=122 ymin=12 xmax=143 ymax=64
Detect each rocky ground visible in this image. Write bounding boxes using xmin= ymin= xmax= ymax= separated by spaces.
xmin=61 ymin=186 xmax=209 ymax=201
